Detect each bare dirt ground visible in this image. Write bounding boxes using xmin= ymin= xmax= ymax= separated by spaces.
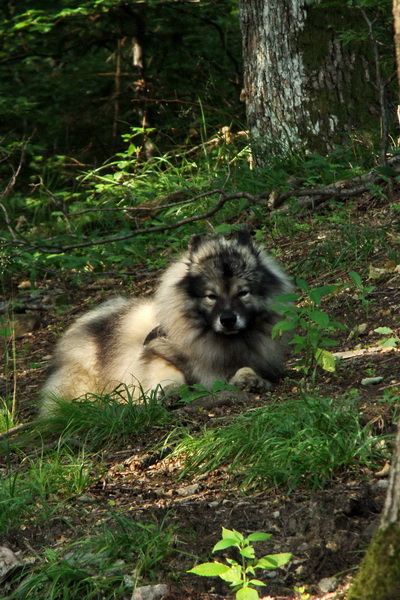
xmin=1 ymin=193 xmax=400 ymax=599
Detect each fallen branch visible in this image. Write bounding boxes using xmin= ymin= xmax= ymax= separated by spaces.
xmin=5 ymin=189 xmax=257 ymax=255
xmin=2 ymin=158 xmax=399 ymax=258
xmin=268 ymin=155 xmax=400 ymax=210
xmin=0 ymin=422 xmax=34 ymax=441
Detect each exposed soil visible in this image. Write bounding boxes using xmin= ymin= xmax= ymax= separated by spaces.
xmin=1 ymin=194 xmax=400 ymax=599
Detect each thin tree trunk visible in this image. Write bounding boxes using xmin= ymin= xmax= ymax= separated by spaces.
xmin=347 ymin=7 xmax=400 ymax=594
xmin=113 ymin=37 xmax=123 ymax=140
xmin=347 ymin=424 xmax=400 ymax=600
xmin=394 ymin=0 xmax=400 ymax=86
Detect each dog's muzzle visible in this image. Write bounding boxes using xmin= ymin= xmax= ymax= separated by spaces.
xmin=216 ymin=310 xmax=245 ymax=334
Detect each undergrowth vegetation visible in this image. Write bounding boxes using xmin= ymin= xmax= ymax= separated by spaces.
xmin=1 ymin=131 xmax=400 ymax=597
xmin=173 ymin=391 xmax=390 ymax=491
xmin=0 ymin=446 xmax=93 ymax=534
xmin=1 ymin=0 xmax=399 ymax=596
xmin=1 ymin=131 xmax=399 ymax=597
xmin=2 ymin=131 xmax=390 ymax=280
xmin=8 ymin=513 xmax=177 ymax=600
xmin=37 ymin=389 xmax=172 ymax=451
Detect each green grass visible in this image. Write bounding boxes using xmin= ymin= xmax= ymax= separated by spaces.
xmin=0 ymin=446 xmax=93 ymax=534
xmin=0 ymin=400 xmax=16 ymax=433
xmin=37 ymin=387 xmax=173 ymax=451
xmin=1 ymin=387 xmax=171 ymax=537
xmin=296 ymin=221 xmax=398 ymax=276
xmin=5 ymin=512 xmax=178 ymax=600
xmin=173 ymin=392 xmax=390 ymax=491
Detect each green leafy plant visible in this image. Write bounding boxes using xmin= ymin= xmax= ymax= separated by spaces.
xmin=272 ymin=278 xmax=346 ymax=376
xmin=188 ymin=527 xmax=292 ymax=600
xmin=349 ymin=271 xmax=376 ymax=314
xmin=374 ymin=326 xmax=399 ymax=348
xmin=175 ymin=380 xmax=238 ymax=404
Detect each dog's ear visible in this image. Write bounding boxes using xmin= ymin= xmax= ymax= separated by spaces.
xmin=236 ymin=228 xmax=253 ymax=248
xmin=188 ymin=234 xmax=203 ymax=256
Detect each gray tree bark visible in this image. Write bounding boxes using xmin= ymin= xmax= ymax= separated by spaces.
xmin=347 ymin=425 xmax=400 ymax=600
xmin=347 ymin=5 xmax=400 ymax=594
xmin=238 ymin=0 xmax=385 ymax=166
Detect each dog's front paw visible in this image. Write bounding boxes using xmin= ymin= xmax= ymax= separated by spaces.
xmin=230 ymin=367 xmax=272 ymax=393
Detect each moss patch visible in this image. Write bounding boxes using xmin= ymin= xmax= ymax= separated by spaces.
xmin=347 ymin=523 xmax=400 ymax=600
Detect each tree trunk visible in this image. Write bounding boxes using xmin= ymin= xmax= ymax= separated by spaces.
xmin=394 ymin=0 xmax=400 ymax=87
xmin=347 ymin=5 xmax=400 ymax=595
xmin=347 ymin=425 xmax=400 ymax=599
xmin=237 ymin=0 xmax=386 ymax=166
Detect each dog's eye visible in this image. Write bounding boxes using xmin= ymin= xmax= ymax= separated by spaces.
xmin=205 ymin=293 xmax=218 ymax=301
xmin=238 ymin=290 xmax=250 ymax=298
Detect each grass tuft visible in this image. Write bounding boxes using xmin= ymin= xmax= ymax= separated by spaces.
xmin=7 ymin=512 xmax=177 ymax=600
xmin=37 ymin=386 xmax=172 ymax=451
xmin=0 ymin=447 xmax=93 ymax=534
xmin=174 ymin=392 xmax=390 ymax=491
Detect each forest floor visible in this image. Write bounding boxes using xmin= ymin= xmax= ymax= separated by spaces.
xmin=1 ymin=192 xmax=400 ymax=600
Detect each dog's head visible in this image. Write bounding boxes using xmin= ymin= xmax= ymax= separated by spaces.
xmin=179 ymin=231 xmax=289 ymax=335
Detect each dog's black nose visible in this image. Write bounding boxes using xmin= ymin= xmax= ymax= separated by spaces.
xmin=220 ymin=311 xmax=237 ymax=329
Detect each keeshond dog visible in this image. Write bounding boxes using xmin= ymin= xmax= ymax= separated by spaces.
xmin=40 ymin=230 xmax=292 ymax=415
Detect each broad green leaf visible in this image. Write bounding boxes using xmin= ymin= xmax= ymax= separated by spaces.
xmin=271 ymin=320 xmax=297 ymax=339
xmin=248 ymin=579 xmax=267 ymax=587
xmin=290 ymin=334 xmax=307 ymax=345
xmin=222 ymin=527 xmax=244 ymax=543
xmin=349 ymin=271 xmax=362 ymax=287
xmin=236 ymin=586 xmax=259 ymax=600
xmin=239 ymin=546 xmax=255 ymax=559
xmin=309 ymin=329 xmax=320 ymax=347
xmin=374 ymin=327 xmax=394 ymax=335
xmin=258 ymin=553 xmax=292 ymax=569
xmin=315 ymin=349 xmax=336 ymax=372
xmin=309 ymin=310 xmax=330 ymax=327
xmin=381 ymin=338 xmax=398 ymax=348
xmin=187 ymin=562 xmax=229 ymax=577
xmin=374 ymin=165 xmax=399 ymax=177
xmin=213 ymin=538 xmax=238 ymax=552
xmin=309 ymin=284 xmax=339 ymax=305
xmin=295 ymin=277 xmax=310 ymax=292
xmin=246 ymin=532 xmax=272 ymax=543
xmin=219 ymin=564 xmax=242 ymax=583
xmin=271 ymin=292 xmax=300 ymax=304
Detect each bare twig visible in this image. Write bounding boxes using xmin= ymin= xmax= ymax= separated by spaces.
xmin=1 ymin=131 xmax=36 ymax=199
xmin=3 ymin=157 xmax=398 ymax=259
xmin=269 ymin=155 xmax=400 ymax=210
xmin=0 ymin=422 xmax=34 ymax=441
xmin=360 ymin=8 xmax=391 ymax=167
xmin=64 ymin=191 xmax=199 ymax=218
xmin=7 ymin=189 xmax=258 ymax=255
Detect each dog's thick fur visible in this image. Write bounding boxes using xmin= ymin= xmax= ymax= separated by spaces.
xmin=40 ymin=231 xmax=292 ymax=415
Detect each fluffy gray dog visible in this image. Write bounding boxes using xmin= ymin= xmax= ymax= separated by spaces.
xmin=41 ymin=231 xmax=292 ymax=414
